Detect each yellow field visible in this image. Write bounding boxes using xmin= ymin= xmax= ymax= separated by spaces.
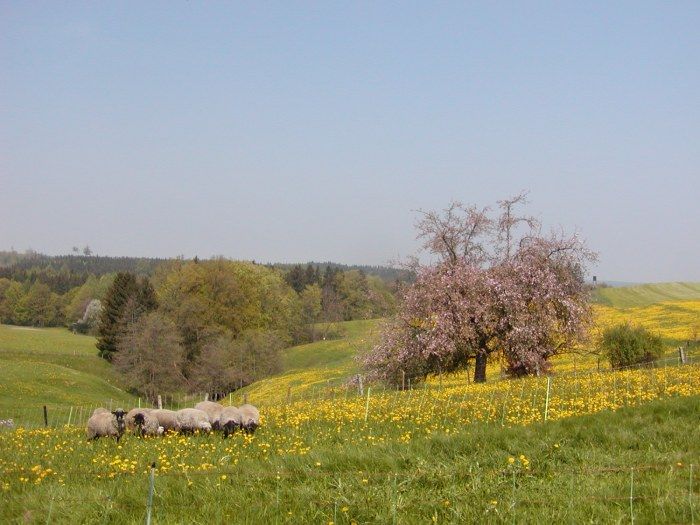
xmin=593 ymin=300 xmax=700 ymax=343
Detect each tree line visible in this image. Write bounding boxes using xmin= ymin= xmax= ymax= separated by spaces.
xmin=78 ymin=258 xmax=397 ymax=401
xmin=0 ymin=252 xmax=402 ymax=330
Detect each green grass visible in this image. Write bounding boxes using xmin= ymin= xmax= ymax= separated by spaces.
xmin=0 ymin=324 xmax=136 ymax=421
xmin=593 ymin=282 xmax=700 ymax=308
xmin=1 ymin=395 xmax=698 ymax=523
xmin=238 ymin=319 xmax=381 ymax=403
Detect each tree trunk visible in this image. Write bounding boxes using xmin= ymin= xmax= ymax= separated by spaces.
xmin=474 ymin=353 xmax=487 ymax=383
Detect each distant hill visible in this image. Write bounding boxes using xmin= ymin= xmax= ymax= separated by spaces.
xmin=592 ymin=282 xmax=700 ymax=308
xmin=271 ymin=261 xmax=413 ymax=283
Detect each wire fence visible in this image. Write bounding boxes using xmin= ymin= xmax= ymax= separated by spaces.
xmin=4 ymin=356 xmax=699 ymax=431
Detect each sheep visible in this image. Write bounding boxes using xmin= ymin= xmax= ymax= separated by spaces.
xmin=175 ymin=408 xmax=212 ymax=434
xmin=219 ymin=406 xmax=243 ymax=438
xmin=86 ymin=409 xmax=126 ymax=442
xmin=238 ymin=404 xmax=260 ymax=434
xmin=151 ymin=409 xmax=180 ymax=433
xmin=125 ymin=408 xmax=161 ymax=437
xmin=125 ymin=408 xmax=153 ymax=430
xmin=91 ymin=408 xmax=109 ymax=416
xmin=133 ymin=412 xmax=163 ymax=437
xmin=124 ymin=408 xmax=153 ymax=432
xmin=194 ymin=401 xmax=225 ymax=430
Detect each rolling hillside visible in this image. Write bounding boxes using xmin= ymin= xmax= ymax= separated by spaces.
xmin=0 ymin=325 xmax=136 ymax=423
xmin=592 ymin=281 xmax=700 ymax=308
xmin=241 ymin=282 xmax=700 ymax=405
xmin=237 ymin=319 xmax=381 ymax=404
xmin=1 ymin=282 xmax=698 ymax=417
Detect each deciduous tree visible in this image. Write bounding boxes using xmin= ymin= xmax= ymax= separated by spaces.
xmin=363 ymin=193 xmax=595 ymax=384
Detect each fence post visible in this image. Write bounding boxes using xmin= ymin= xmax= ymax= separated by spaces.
xmin=690 ymin=464 xmax=695 ymax=525
xmin=364 ymin=387 xmax=371 ymax=422
xmin=204 ymin=393 xmax=209 ymax=402
xmin=43 ymin=406 xmax=48 ymax=427
xmin=157 ymin=395 xmax=163 ymax=410
xmin=629 ymin=468 xmax=635 ymax=525
xmin=67 ymin=407 xmax=73 ymax=426
xmin=145 ymin=462 xmax=156 ymax=525
xmin=544 ymin=376 xmax=552 ymax=422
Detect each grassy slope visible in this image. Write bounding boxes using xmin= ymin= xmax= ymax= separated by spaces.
xmin=0 ymin=325 xmax=136 ymax=422
xmin=238 ymin=319 xmax=381 ymax=404
xmin=2 ymin=281 xmax=698 ymax=418
xmin=1 ymin=395 xmax=698 ymax=523
xmin=239 ymin=283 xmax=700 ymax=405
xmin=592 ymin=281 xmax=700 ymax=308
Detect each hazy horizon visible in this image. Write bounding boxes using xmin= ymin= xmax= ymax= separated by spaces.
xmin=2 ymin=2 xmax=699 ymax=282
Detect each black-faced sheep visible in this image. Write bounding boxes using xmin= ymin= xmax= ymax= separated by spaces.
xmin=219 ymin=406 xmax=243 ymax=437
xmin=194 ymin=401 xmax=224 ymax=430
xmin=238 ymin=404 xmax=260 ymax=434
xmin=175 ymin=408 xmax=212 ymax=434
xmin=86 ymin=409 xmax=126 ymax=442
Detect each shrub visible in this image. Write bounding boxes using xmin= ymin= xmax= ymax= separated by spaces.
xmin=598 ymin=323 xmax=663 ymax=369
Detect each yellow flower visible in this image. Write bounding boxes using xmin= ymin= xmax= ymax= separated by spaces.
xmin=508 ymin=457 xmax=515 ymax=464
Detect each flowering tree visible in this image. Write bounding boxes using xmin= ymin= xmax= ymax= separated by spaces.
xmin=362 ymin=193 xmax=596 ymax=384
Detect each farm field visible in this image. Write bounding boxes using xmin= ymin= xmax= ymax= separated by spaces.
xmin=0 ymin=282 xmax=699 ymax=523
xmin=591 ymin=281 xmax=700 ymax=308
xmin=0 ymin=324 xmax=136 ymax=423
xmin=0 ymin=394 xmax=698 ymax=523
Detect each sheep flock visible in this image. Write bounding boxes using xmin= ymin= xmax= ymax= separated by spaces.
xmin=85 ymin=401 xmax=260 ymax=442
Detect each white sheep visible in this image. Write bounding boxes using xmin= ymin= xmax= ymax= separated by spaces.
xmin=86 ymin=409 xmax=126 ymax=442
xmin=175 ymin=408 xmax=212 ymax=434
xmin=124 ymin=408 xmax=161 ymax=437
xmin=238 ymin=404 xmax=260 ymax=434
xmin=194 ymin=401 xmax=225 ymax=430
xmin=219 ymin=406 xmax=243 ymax=437
xmin=151 ymin=409 xmax=180 ymax=433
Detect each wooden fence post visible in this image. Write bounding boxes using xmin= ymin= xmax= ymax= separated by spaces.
xmin=157 ymin=395 xmax=163 ymax=410
xmin=43 ymin=405 xmax=48 ymax=427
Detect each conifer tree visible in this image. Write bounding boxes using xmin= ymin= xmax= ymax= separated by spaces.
xmin=96 ymin=272 xmax=137 ymax=361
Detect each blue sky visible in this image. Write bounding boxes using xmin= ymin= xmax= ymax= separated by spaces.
xmin=1 ymin=2 xmax=698 ymax=281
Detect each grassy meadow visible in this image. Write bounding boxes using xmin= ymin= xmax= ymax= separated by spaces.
xmin=0 ymin=324 xmax=136 ymax=424
xmin=0 ymin=282 xmax=699 ymax=523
